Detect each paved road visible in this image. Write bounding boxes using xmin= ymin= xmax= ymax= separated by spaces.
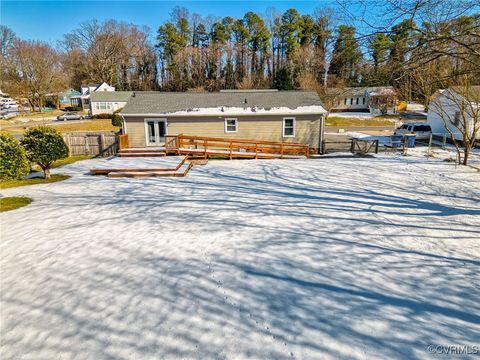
xmin=325 ymin=125 xmax=396 ymax=133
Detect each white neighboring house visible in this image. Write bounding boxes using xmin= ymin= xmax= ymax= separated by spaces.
xmin=90 ymin=91 xmax=133 ymax=115
xmin=70 ymin=82 xmax=116 ymax=111
xmin=427 ymin=86 xmax=480 ymax=142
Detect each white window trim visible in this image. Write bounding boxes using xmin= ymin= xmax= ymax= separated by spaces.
xmin=282 ymin=117 xmax=295 ymax=138
xmin=224 ymin=118 xmax=238 ymax=133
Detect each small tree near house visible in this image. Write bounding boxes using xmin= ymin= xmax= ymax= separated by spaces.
xmin=21 ymin=126 xmax=68 ymax=179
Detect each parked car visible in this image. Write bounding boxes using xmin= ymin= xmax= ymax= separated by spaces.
xmin=57 ymin=112 xmax=85 ymax=121
xmin=1 ymin=99 xmax=18 ymax=110
xmin=394 ymin=123 xmax=432 ymax=139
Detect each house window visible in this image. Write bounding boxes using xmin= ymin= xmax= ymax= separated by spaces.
xmin=283 ymin=117 xmax=295 ymax=137
xmin=356 ymin=97 xmax=359 ymax=105
xmin=350 ymin=98 xmax=354 ymax=105
xmin=95 ymin=102 xmax=112 ymax=110
xmin=363 ymin=97 xmax=366 ymax=105
xmin=344 ymin=98 xmax=347 ymax=105
xmin=225 ymin=118 xmax=237 ymax=133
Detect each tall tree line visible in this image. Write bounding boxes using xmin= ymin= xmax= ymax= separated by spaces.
xmin=155 ymin=6 xmax=337 ymax=91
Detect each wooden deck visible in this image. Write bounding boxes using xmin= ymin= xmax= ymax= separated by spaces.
xmin=90 ymin=156 xmax=188 ymax=175
xmin=90 ymin=156 xmax=196 ymax=178
xmin=117 ymin=134 xmax=310 ymax=160
xmin=107 ymin=161 xmax=194 ymax=178
xmin=98 ymin=134 xmax=309 ymax=178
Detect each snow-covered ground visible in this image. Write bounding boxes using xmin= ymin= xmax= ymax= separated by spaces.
xmin=1 ymin=153 xmax=479 ymax=359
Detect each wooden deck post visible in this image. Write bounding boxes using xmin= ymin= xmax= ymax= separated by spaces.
xmin=255 ymin=143 xmax=258 ymax=159
xmin=280 ymin=143 xmax=284 ymax=159
xmin=177 ymin=135 xmax=182 ymax=155
xmin=230 ymin=142 xmax=233 ymax=160
xmin=204 ymin=139 xmax=208 ymax=159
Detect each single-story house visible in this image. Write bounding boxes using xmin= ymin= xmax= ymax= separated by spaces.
xmin=427 ymin=86 xmax=480 ymax=142
xmin=120 ymin=90 xmax=327 ymax=151
xmin=71 ymin=82 xmax=115 ymax=111
xmin=57 ymin=88 xmax=81 ymax=109
xmin=327 ymin=86 xmax=398 ymax=114
xmin=90 ymin=91 xmax=133 ymax=115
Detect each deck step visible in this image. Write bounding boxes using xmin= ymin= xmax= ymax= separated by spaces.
xmin=117 ymin=152 xmax=166 ymax=157
xmin=107 ymin=162 xmax=193 ymax=178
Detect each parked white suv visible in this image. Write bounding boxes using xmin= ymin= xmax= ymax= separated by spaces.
xmin=394 ymin=123 xmax=432 ymax=139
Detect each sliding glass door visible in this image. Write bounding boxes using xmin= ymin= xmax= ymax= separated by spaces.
xmin=145 ymin=119 xmax=167 ymax=146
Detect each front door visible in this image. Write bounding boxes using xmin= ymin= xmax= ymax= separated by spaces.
xmin=145 ymin=119 xmax=167 ymax=146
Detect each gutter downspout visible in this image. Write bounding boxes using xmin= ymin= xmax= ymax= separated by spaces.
xmin=319 ymin=113 xmax=327 ymax=154
xmin=120 ymin=113 xmax=127 ymax=135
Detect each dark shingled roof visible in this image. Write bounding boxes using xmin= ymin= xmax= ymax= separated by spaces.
xmin=90 ymin=91 xmax=133 ymax=102
xmin=121 ymin=90 xmax=325 ymax=115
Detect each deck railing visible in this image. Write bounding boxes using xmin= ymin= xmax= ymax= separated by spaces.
xmin=173 ymin=134 xmax=309 ymax=159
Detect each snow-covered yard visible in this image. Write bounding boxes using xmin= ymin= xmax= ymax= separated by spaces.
xmin=1 ymin=153 xmax=479 ymax=359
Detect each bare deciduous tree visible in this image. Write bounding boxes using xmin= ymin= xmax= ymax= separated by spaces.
xmin=4 ymin=40 xmax=66 ymax=110
xmin=62 ymin=20 xmax=157 ymax=90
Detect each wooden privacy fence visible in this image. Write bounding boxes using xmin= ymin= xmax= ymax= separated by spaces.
xmin=63 ymin=132 xmax=118 ymax=156
xmin=165 ymin=134 xmax=310 ymax=159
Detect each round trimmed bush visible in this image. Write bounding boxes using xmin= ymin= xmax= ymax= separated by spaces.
xmin=0 ymin=131 xmax=30 ymax=181
xmin=112 ymin=114 xmax=123 ymax=127
xmin=21 ymin=126 xmax=69 ymax=179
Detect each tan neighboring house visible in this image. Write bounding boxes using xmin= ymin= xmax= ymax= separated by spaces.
xmin=327 ymin=86 xmax=398 ymax=114
xmin=120 ymin=90 xmax=327 ymax=150
xmin=90 ymin=91 xmax=133 ymax=115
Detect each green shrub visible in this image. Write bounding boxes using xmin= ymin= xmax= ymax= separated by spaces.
xmin=21 ymin=126 xmax=69 ymax=179
xmin=95 ymin=113 xmax=113 ymax=119
xmin=90 ymin=111 xmax=122 ymax=127
xmin=0 ymin=131 xmax=30 ymax=181
xmin=112 ymin=107 xmax=124 ymax=127
xmin=112 ymin=114 xmax=123 ymax=127
xmin=64 ymin=106 xmax=82 ymax=112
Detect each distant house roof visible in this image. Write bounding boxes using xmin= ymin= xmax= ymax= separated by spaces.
xmin=121 ymin=90 xmax=326 ymax=116
xmin=60 ymin=88 xmax=81 ymax=96
xmin=328 ymin=86 xmax=397 ymax=97
xmin=91 ymin=91 xmax=133 ymax=102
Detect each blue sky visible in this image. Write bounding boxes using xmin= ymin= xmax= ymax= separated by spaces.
xmin=1 ymin=0 xmax=344 ymax=44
